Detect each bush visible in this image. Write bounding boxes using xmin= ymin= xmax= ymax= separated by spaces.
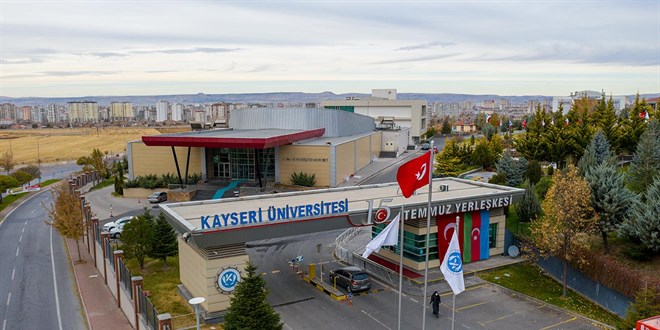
xmin=546 ymin=166 xmax=554 ymax=176
xmin=488 ymin=173 xmax=507 ymax=185
xmin=0 ymin=175 xmax=19 ymax=191
xmin=526 ymin=161 xmax=542 ymax=185
xmin=290 ymin=172 xmax=316 ymax=187
xmin=18 ymin=165 xmax=41 ymax=180
xmin=534 ymin=176 xmax=553 ymax=199
xmin=123 ymin=173 xmax=202 ymax=189
xmin=622 ymin=244 xmax=654 ymax=262
xmin=10 ymin=170 xmax=34 ymax=185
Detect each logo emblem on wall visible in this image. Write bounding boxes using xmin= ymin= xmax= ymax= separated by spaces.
xmin=216 ymin=267 xmax=241 ymax=294
xmin=373 ymin=208 xmax=390 ymax=223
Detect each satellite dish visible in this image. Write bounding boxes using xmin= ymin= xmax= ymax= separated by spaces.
xmin=508 ymin=245 xmax=520 ymax=258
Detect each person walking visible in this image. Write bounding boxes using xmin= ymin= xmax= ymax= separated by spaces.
xmin=430 ymin=291 xmax=441 ymax=318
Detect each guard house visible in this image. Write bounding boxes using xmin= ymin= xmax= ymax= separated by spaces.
xmin=159 ymin=178 xmax=524 ymax=314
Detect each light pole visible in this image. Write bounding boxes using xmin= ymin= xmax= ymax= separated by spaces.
xmin=188 ymin=297 xmax=205 ymax=330
xmin=36 ymin=137 xmax=42 ymax=183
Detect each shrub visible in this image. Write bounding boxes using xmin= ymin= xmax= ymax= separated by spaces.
xmin=0 ymin=175 xmax=19 ymax=191
xmin=622 ymin=244 xmax=654 ymax=262
xmin=18 ymin=165 xmax=41 ymax=180
xmin=546 ymin=166 xmax=554 ymax=176
xmin=534 ymin=176 xmax=553 ymax=199
xmin=290 ymin=172 xmax=316 ymax=187
xmin=488 ymin=173 xmax=507 ymax=185
xmin=10 ymin=170 xmax=34 ymax=185
xmin=526 ymin=160 xmax=542 ymax=185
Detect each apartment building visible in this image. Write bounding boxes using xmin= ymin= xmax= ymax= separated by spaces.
xmin=68 ymin=101 xmax=99 ymax=123
xmin=110 ymin=102 xmax=134 ymax=121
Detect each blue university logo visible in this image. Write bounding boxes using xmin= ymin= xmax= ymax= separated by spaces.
xmin=217 ymin=268 xmax=241 ymax=293
xmin=447 ymin=251 xmax=463 ymax=274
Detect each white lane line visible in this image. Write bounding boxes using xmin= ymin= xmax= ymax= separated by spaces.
xmin=361 ymin=310 xmax=392 ymax=330
xmin=24 ymin=220 xmax=28 ymax=225
xmin=410 ymin=298 xmax=418 ymax=303
xmin=2 ymin=318 xmax=6 ymax=330
xmin=11 ymin=269 xmax=15 ymax=281
xmin=31 ymin=210 xmax=35 ymax=215
xmin=15 ymin=247 xmax=19 ymax=256
xmin=19 ymin=234 xmax=22 ymax=242
xmin=50 ymin=224 xmax=64 ymax=330
xmin=21 ymin=227 xmax=24 ymax=234
xmin=6 ymin=293 xmax=10 ymax=306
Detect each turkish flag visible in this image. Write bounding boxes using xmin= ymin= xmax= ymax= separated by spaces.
xmin=639 ymin=112 xmax=647 ymax=118
xmin=397 ymin=151 xmax=431 ymax=198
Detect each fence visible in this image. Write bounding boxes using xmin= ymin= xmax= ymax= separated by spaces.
xmin=137 ymin=286 xmax=159 ymax=329
xmin=334 ymin=227 xmax=365 ymax=264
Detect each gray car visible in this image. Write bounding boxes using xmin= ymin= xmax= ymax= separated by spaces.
xmin=148 ymin=191 xmax=167 ymax=203
xmin=329 ymin=266 xmax=371 ymax=293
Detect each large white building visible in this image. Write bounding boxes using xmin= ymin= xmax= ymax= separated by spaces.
xmin=156 ymin=101 xmax=169 ymax=122
xmin=321 ymin=89 xmax=428 ymax=146
xmin=172 ymin=103 xmax=183 ymax=121
xmin=67 ymin=101 xmax=99 ymax=123
xmin=552 ymin=90 xmax=626 ymax=114
xmin=110 ymin=102 xmax=134 ymax=121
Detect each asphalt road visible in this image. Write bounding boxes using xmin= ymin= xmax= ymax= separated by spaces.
xmin=250 ymin=231 xmax=604 ymax=330
xmin=0 ymin=189 xmax=86 ymax=330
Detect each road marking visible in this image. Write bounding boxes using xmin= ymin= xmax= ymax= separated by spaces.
xmin=21 ymin=228 xmax=24 ymax=234
xmin=456 ymin=301 xmax=488 ymax=311
xmin=19 ymin=234 xmax=22 ymax=242
xmin=15 ymin=247 xmax=19 ymax=256
xmin=539 ymin=316 xmax=577 ymax=330
xmin=50 ymin=224 xmax=64 ymax=330
xmin=271 ymin=270 xmax=280 ymax=274
xmin=31 ymin=210 xmax=35 ymax=215
xmin=6 ymin=293 xmax=10 ymax=306
xmin=2 ymin=319 xmax=6 ymax=330
xmin=24 ymin=219 xmax=28 ymax=225
xmin=11 ymin=269 xmax=15 ymax=281
xmin=410 ymin=298 xmax=418 ymax=303
xmin=477 ymin=313 xmax=515 ymax=326
xmin=361 ymin=310 xmax=392 ymax=330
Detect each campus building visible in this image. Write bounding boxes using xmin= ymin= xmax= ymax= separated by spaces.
xmin=128 ymin=107 xmax=388 ymax=187
xmin=159 ymin=178 xmax=523 ymax=314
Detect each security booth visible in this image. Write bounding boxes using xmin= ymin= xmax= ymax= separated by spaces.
xmin=159 ymin=178 xmax=524 ymax=315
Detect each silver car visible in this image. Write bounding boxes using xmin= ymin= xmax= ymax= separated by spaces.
xmin=329 ymin=266 xmax=371 ymax=293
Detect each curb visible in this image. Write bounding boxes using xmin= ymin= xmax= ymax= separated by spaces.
xmin=303 ymin=275 xmax=346 ymax=301
xmin=64 ymin=237 xmax=92 ymax=330
xmin=0 ymin=183 xmax=58 ymax=225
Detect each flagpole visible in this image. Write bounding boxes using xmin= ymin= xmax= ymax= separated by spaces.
xmin=421 ymin=140 xmax=434 ymax=330
xmin=397 ymin=204 xmax=404 ymax=330
xmin=451 ymin=215 xmax=459 ymax=330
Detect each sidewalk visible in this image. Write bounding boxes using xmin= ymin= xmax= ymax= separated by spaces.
xmin=65 ymin=237 xmax=132 ymax=330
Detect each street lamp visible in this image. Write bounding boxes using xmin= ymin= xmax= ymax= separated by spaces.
xmin=36 ymin=137 xmax=42 ymax=183
xmin=188 ymin=297 xmax=205 ymax=330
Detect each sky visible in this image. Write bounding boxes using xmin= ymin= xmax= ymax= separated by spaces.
xmin=1 ymin=0 xmax=659 ymax=98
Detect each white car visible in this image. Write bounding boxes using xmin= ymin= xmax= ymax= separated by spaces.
xmin=109 ymin=223 xmax=126 ymax=239
xmin=102 ymin=216 xmax=134 ymax=231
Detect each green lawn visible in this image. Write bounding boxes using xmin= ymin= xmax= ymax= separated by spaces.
xmin=0 ymin=192 xmax=29 ymax=213
xmin=90 ymin=177 xmax=115 ymax=191
xmin=479 ymin=263 xmax=621 ymax=326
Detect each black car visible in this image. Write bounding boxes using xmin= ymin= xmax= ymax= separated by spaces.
xmin=329 ymin=266 xmax=371 ymax=293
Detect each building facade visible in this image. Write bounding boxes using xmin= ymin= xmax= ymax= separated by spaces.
xmin=110 ymin=102 xmax=134 ymax=121
xmin=67 ymin=101 xmax=99 ymax=123
xmin=156 ymin=101 xmax=169 ymax=122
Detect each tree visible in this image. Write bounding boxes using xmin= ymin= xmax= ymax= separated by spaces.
xmin=46 ymin=184 xmax=85 ymax=262
xmin=224 ymin=262 xmax=283 ymax=330
xmin=10 ymin=170 xmax=33 ymax=186
xmin=0 ymin=151 xmax=15 ymax=174
xmin=495 ymin=152 xmax=528 ymax=187
xmin=525 ymin=160 xmax=542 ymax=185
xmin=616 ymin=286 xmax=660 ymax=330
xmin=626 ymin=119 xmax=660 ymax=196
xmin=18 ymin=165 xmax=41 ymax=181
xmin=114 ymin=166 xmax=124 ymax=195
xmin=121 ymin=209 xmax=155 ymax=269
xmin=0 ymin=175 xmax=19 ymax=192
xmin=530 ymin=165 xmax=597 ymax=297
xmin=619 ymin=178 xmax=660 ymax=253
xmin=471 ymin=138 xmax=498 ymax=169
xmin=584 ymin=162 xmax=637 ymax=254
xmin=516 ymin=180 xmax=541 ymax=222
xmin=149 ymin=213 xmax=178 ymax=270
xmin=619 ymin=94 xmax=650 ymax=154
xmin=577 ymin=130 xmax=615 ymax=176
xmin=600 ymin=97 xmax=621 ymax=153
xmin=441 ymin=117 xmax=452 ymax=134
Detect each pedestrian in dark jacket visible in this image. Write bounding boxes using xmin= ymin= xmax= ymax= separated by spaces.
xmin=430 ymin=291 xmax=441 ymax=318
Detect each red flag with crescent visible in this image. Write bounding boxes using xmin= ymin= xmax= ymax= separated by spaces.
xmin=396 ymin=151 xmax=431 ymax=198
xmin=436 ymin=213 xmax=464 ymax=261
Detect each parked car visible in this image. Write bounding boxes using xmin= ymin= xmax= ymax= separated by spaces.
xmin=433 ymin=146 xmax=439 ymax=154
xmin=102 ymin=216 xmax=134 ymax=231
xmin=421 ymin=142 xmax=430 ymax=150
xmin=329 ymin=266 xmax=371 ymax=293
xmin=109 ymin=223 xmax=126 ymax=239
xmin=148 ymin=191 xmax=167 ymax=203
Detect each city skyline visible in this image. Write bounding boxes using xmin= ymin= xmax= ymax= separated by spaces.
xmin=1 ymin=1 xmax=659 ymax=97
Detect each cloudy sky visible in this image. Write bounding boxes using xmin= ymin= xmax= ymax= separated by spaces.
xmin=1 ymin=1 xmax=659 ymax=97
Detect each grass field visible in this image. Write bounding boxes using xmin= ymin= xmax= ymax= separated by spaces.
xmin=0 ymin=126 xmax=190 ymax=165
xmin=479 ymin=263 xmax=621 ymax=326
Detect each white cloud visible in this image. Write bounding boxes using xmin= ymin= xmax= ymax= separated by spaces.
xmin=0 ymin=1 xmax=658 ymax=97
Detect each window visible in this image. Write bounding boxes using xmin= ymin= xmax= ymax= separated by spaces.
xmin=489 ymin=223 xmax=497 ymax=248
xmin=370 ymin=225 xmax=438 ymax=262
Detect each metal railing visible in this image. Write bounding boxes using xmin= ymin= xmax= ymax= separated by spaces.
xmin=137 ymin=286 xmax=159 ymax=329
xmin=334 ymin=226 xmax=365 ymax=264
xmin=117 ymin=258 xmax=133 ymax=299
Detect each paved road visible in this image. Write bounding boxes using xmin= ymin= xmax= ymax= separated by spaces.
xmin=0 ymin=189 xmax=86 ymax=330
xmin=250 ymin=232 xmax=604 ymax=330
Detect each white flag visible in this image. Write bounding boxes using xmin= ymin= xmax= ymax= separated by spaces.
xmin=362 ymin=214 xmax=400 ymax=258
xmin=440 ymin=231 xmax=465 ymax=295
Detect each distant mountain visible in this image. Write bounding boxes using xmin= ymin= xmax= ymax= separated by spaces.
xmin=0 ymin=91 xmax=657 ymax=107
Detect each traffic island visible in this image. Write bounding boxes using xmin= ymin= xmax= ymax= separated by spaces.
xmin=302 ymin=274 xmax=346 ymax=301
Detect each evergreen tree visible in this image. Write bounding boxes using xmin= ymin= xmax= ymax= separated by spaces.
xmin=121 ymin=209 xmax=155 ymax=269
xmin=525 ymin=160 xmax=542 ymax=184
xmin=114 ymin=166 xmax=124 ymax=195
xmin=149 ymin=213 xmax=178 ymax=270
xmin=224 ymin=262 xmax=283 ymax=330
xmin=626 ymin=119 xmax=660 ymax=196
xmin=495 ymin=152 xmax=528 ymax=187
xmin=619 ymin=178 xmax=660 ymax=253
xmin=515 ymin=106 xmax=549 ymax=162
xmin=584 ymin=162 xmax=636 ymax=254
xmin=616 ymin=286 xmax=660 ymax=330
xmin=530 ymin=165 xmax=597 ymax=297
xmin=601 ymin=97 xmax=620 ymax=152
xmin=578 ymin=130 xmax=615 ymax=176
xmin=619 ymin=94 xmax=650 ymax=154
xmin=441 ymin=117 xmax=452 ymax=134
xmin=516 ymin=180 xmax=541 ymax=222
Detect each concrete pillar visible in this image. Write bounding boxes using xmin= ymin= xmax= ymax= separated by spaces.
xmin=80 ymin=196 xmax=88 ymax=251
xmin=89 ymin=218 xmax=99 ymax=264
xmin=100 ymin=232 xmax=110 ymax=285
xmin=157 ymin=313 xmax=172 ymax=330
xmin=114 ymin=250 xmax=124 ymax=308
xmin=131 ymin=276 xmax=143 ymax=330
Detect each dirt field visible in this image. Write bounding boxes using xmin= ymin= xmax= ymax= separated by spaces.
xmin=0 ymin=126 xmax=190 ymax=166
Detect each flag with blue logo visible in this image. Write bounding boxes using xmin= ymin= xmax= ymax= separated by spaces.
xmin=440 ymin=231 xmax=465 ymax=295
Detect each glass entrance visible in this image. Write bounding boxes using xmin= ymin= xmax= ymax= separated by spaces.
xmin=217 ymin=162 xmax=230 ymax=178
